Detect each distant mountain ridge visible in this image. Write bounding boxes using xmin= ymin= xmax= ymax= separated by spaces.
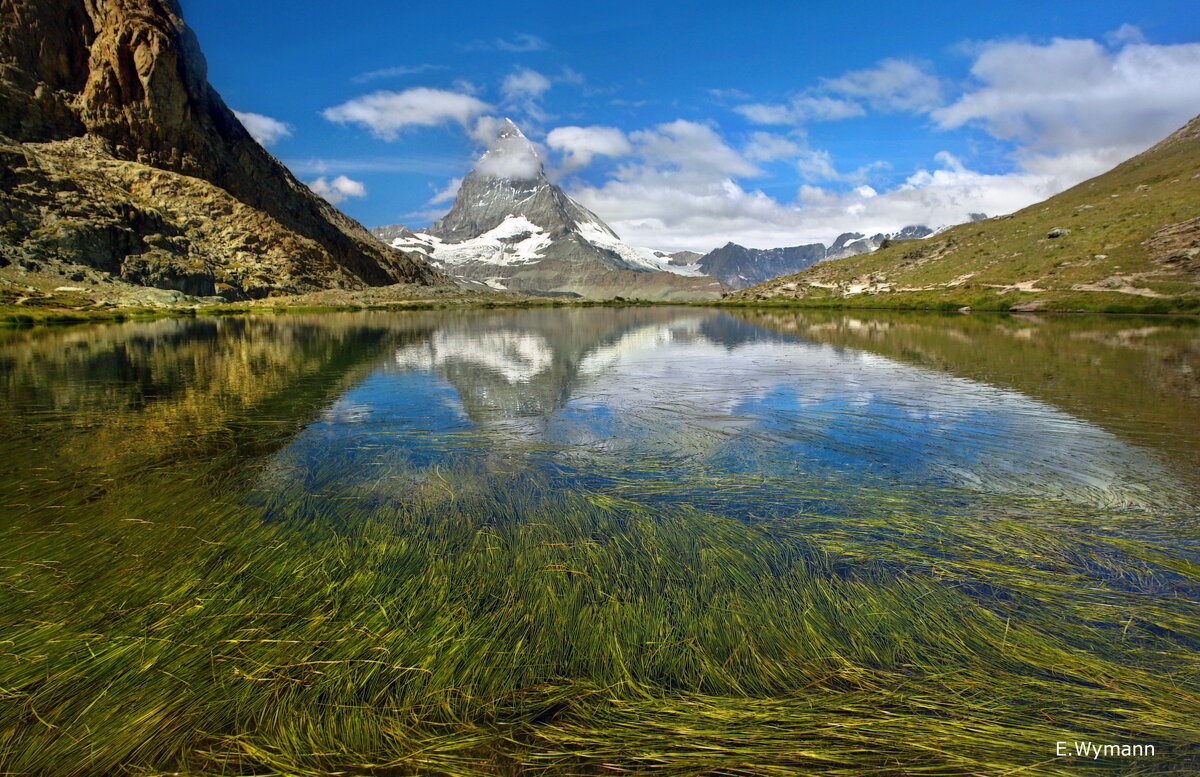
xmin=375 ymin=120 xmax=722 ymax=301
xmin=690 ymin=225 xmax=935 ymax=290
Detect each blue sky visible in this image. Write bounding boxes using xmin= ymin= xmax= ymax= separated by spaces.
xmin=185 ymin=0 xmax=1200 ymax=251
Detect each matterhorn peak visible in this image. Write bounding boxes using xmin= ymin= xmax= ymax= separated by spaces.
xmin=474 ymin=118 xmax=543 ymax=181
xmin=496 ymin=118 xmax=525 ymax=139
xmin=396 ymin=114 xmax=721 ymax=300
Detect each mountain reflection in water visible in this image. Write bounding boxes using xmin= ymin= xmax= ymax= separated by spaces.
xmin=260 ymin=308 xmax=1197 ymax=516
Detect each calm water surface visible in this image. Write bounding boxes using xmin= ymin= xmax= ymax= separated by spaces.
xmin=2 ymin=307 xmax=1197 ymax=541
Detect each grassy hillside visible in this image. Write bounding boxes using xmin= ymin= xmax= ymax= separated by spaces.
xmin=730 ymin=115 xmax=1200 ymax=314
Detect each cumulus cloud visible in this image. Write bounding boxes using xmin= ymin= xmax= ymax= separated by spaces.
xmin=502 ymin=68 xmax=552 ymax=101
xmin=308 ymin=175 xmax=366 ymax=205
xmin=795 ymin=149 xmax=840 ymax=181
xmin=571 ymin=144 xmax=1073 ymax=252
xmin=559 ymin=114 xmax=1083 ymax=252
xmin=501 ymin=68 xmax=553 ymax=121
xmin=546 ymin=125 xmax=632 ymax=168
xmin=742 ymin=131 xmax=804 ymax=161
xmin=563 ymin=120 xmax=787 ymax=249
xmin=822 ymin=58 xmax=942 ymax=112
xmin=322 ymin=88 xmax=492 ymax=140
xmin=933 ymin=37 xmax=1200 ymax=164
xmin=629 ymin=120 xmax=761 ymax=178
xmin=233 ymin=111 xmax=292 ymax=146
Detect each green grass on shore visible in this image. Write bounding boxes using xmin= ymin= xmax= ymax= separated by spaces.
xmin=0 ymin=295 xmax=690 ymax=326
xmin=713 ymin=287 xmax=1200 ymax=315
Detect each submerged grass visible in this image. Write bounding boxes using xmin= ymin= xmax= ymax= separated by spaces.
xmin=2 ymin=438 xmax=1199 ymax=776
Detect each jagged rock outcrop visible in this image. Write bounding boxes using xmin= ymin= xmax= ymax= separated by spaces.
xmin=378 ymin=120 xmax=723 ymax=301
xmin=0 ymin=0 xmax=440 ymax=300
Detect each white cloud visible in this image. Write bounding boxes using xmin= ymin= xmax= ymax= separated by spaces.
xmin=733 ymin=58 xmax=939 ymax=127
xmin=495 ymin=33 xmax=549 ymax=52
xmin=628 ymin=120 xmax=760 ymax=178
xmin=743 ymin=132 xmax=803 ymax=162
xmin=709 ymin=88 xmax=751 ymax=101
xmin=474 ymin=121 xmax=544 ymax=180
xmin=545 ymin=125 xmax=632 ymax=168
xmin=502 ymin=68 xmax=552 ymax=101
xmin=1105 ymin=24 xmax=1146 ymax=47
xmin=795 ymin=149 xmax=839 ymax=181
xmin=563 ymin=115 xmax=1082 ymax=252
xmin=735 ymin=96 xmax=865 ymax=125
xmin=461 ymin=33 xmax=547 ymax=53
xmin=351 ymin=64 xmax=448 ymax=84
xmin=469 ymin=115 xmax=506 ymax=145
xmin=822 ymin=58 xmax=942 ymax=112
xmin=933 ymin=37 xmax=1200 ymax=162
xmin=322 ymin=88 xmax=492 ymax=140
xmin=308 ymin=175 xmax=366 ymax=205
xmin=428 ymin=177 xmax=463 ymax=204
xmin=233 ymin=111 xmax=292 ymax=146
xmin=557 ymin=67 xmax=586 ymax=86
xmin=501 ymin=68 xmax=553 ymax=121
xmin=565 ymin=120 xmax=793 ymax=250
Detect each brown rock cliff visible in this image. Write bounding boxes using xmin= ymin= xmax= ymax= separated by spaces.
xmin=0 ymin=0 xmax=443 ymax=299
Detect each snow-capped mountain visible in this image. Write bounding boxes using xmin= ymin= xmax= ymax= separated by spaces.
xmin=374 ymin=120 xmax=722 ymax=300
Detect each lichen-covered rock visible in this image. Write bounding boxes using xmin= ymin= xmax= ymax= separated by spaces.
xmin=0 ymin=0 xmax=443 ymax=299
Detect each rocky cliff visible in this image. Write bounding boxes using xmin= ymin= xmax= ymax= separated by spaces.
xmin=0 ymin=0 xmax=440 ymax=300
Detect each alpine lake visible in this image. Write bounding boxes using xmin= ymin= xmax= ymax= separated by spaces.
xmin=1 ymin=306 xmax=1198 ymax=776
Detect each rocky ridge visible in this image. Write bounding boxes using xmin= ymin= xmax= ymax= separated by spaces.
xmin=0 ymin=0 xmax=441 ymax=301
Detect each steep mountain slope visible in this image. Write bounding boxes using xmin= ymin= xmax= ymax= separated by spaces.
xmin=379 ymin=120 xmax=722 ymax=301
xmin=0 ymin=0 xmax=440 ymax=300
xmin=733 ymin=115 xmax=1200 ymax=312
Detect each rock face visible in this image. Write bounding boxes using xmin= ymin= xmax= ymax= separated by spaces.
xmin=0 ymin=0 xmax=440 ymax=299
xmin=378 ymin=120 xmax=723 ymax=301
